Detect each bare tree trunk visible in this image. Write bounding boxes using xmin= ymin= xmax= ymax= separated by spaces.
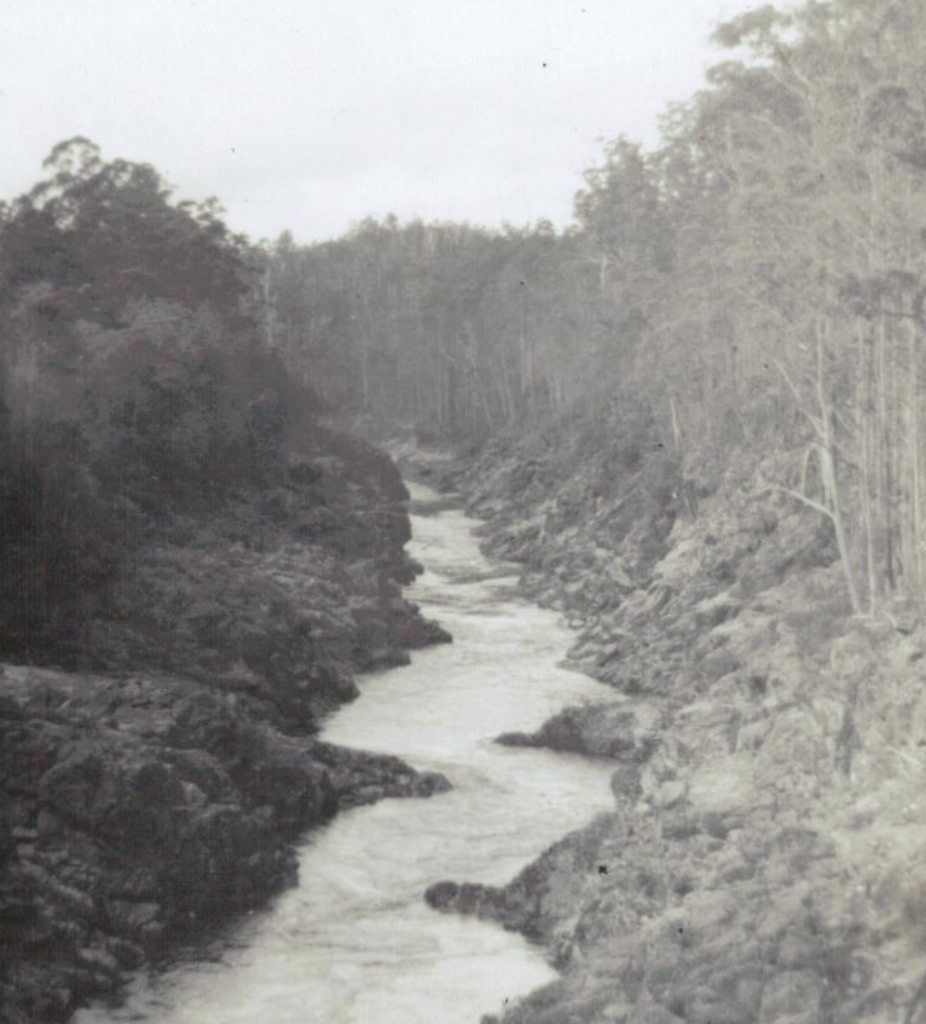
xmin=911 ymin=323 xmax=923 ymax=595
xmin=816 ymin=321 xmax=862 ymax=615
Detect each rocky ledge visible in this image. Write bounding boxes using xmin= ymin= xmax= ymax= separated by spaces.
xmin=0 ymin=430 xmax=450 ymax=1024
xmin=495 ymin=701 xmax=663 ymax=766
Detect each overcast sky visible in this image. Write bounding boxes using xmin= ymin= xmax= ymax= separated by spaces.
xmin=0 ymin=0 xmax=759 ymax=243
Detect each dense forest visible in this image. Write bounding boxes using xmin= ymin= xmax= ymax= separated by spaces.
xmin=0 ymin=137 xmax=313 ymax=662
xmin=265 ymin=0 xmax=926 ymax=618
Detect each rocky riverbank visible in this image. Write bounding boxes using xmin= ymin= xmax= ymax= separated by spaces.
xmin=404 ymin=434 xmax=926 ymax=1024
xmin=0 ymin=429 xmax=450 ymax=1024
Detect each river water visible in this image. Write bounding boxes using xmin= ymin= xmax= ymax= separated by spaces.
xmin=76 ymin=482 xmax=617 ymax=1024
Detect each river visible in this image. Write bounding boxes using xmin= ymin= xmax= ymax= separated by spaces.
xmin=75 ymin=482 xmax=617 ymax=1024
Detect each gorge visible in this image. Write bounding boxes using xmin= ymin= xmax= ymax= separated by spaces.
xmin=72 ymin=481 xmax=617 ymax=1024
xmin=7 ymin=2 xmax=926 ymax=1017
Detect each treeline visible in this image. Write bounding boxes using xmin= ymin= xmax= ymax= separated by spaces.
xmin=266 ymin=0 xmax=926 ymax=614
xmin=0 ymin=138 xmax=313 ymax=660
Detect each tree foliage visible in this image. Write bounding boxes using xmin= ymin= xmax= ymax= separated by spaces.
xmin=0 ymin=140 xmax=314 ymax=660
xmin=268 ymin=0 xmax=926 ymax=613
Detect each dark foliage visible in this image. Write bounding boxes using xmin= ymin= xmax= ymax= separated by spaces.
xmin=0 ymin=140 xmax=316 ymax=663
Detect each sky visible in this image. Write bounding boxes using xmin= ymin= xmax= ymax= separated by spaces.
xmin=0 ymin=0 xmax=760 ymax=244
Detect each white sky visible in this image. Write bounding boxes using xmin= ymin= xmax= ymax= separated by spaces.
xmin=0 ymin=0 xmax=759 ymax=243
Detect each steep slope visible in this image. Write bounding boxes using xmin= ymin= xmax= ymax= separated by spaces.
xmin=415 ymin=433 xmax=926 ymax=1024
xmin=0 ymin=430 xmax=449 ymax=1024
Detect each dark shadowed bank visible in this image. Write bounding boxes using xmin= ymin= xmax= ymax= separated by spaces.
xmin=0 ymin=431 xmax=450 ymax=1024
xmin=394 ymin=434 xmax=926 ymax=1024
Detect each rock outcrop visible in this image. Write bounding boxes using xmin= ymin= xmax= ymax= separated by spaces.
xmin=0 ymin=429 xmax=450 ymax=1023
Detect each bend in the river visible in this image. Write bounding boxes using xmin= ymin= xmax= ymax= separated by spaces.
xmin=76 ymin=481 xmax=618 ymax=1024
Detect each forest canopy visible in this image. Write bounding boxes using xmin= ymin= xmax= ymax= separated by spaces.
xmin=263 ymin=0 xmax=926 ymax=615
xmin=0 ymin=138 xmax=314 ymax=660
xmin=6 ymin=0 xmax=926 ymax=654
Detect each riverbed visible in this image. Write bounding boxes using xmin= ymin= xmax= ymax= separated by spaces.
xmin=75 ymin=482 xmax=617 ymax=1024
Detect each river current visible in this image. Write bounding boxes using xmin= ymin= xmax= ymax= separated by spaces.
xmin=76 ymin=482 xmax=617 ymax=1024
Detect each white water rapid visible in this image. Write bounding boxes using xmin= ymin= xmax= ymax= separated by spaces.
xmin=76 ymin=482 xmax=617 ymax=1024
